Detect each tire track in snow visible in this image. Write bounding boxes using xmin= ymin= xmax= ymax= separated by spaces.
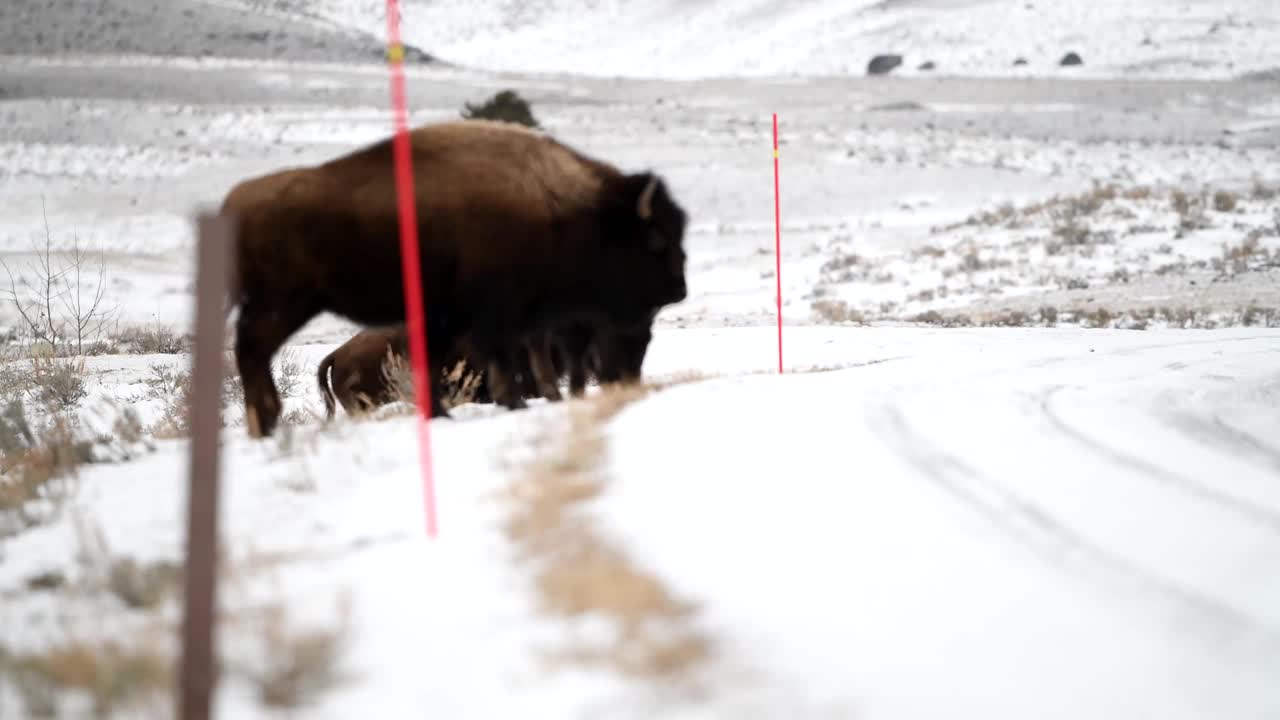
xmin=1163 ymin=410 xmax=1280 ymax=475
xmin=868 ymin=400 xmax=1280 ymax=649
xmin=1211 ymin=413 xmax=1280 ymax=468
xmin=1038 ymin=385 xmax=1280 ymax=536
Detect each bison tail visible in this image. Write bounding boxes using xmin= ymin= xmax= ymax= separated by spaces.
xmin=316 ymin=350 xmax=338 ymax=420
xmin=217 ymin=209 xmax=243 ymax=323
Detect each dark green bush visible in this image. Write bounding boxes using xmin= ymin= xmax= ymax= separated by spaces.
xmin=460 ymin=90 xmax=541 ymax=129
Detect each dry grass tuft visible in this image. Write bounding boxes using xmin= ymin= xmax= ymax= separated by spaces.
xmin=645 ymin=371 xmax=713 ymax=390
xmin=1217 ymin=232 xmax=1270 ymax=276
xmin=503 ymin=382 xmax=710 ymax=683
xmin=107 ymin=557 xmax=183 ymax=610
xmin=381 ymin=347 xmax=416 ymax=407
xmin=143 ymin=355 xmax=245 ymax=437
xmin=142 ymin=362 xmax=195 ymax=439
xmin=272 ymin=348 xmax=306 ymax=399
xmin=909 ymin=304 xmax=1280 ymax=331
xmin=1252 ymin=181 xmax=1279 ymax=201
xmin=1242 ymin=305 xmax=1280 ymax=327
xmin=810 ymin=298 xmax=866 ymax=324
xmin=1080 ymin=307 xmax=1117 ymax=329
xmin=28 ymin=355 xmax=89 ymax=411
xmin=65 ymin=510 xmax=183 ymax=612
xmin=348 ymin=346 xmax=490 ymax=418
xmin=280 ymin=407 xmax=317 ymax=428
xmin=1213 ymin=190 xmax=1239 ymax=213
xmin=909 ymin=310 xmax=974 ymax=328
xmin=0 ymin=350 xmax=91 ymax=412
xmin=1171 ymin=189 xmax=1212 ymax=236
xmin=538 ymin=542 xmax=706 ymax=677
xmin=820 ymin=253 xmax=862 ymax=276
xmin=1 ymin=635 xmax=173 ymax=718
xmin=242 ymin=594 xmax=354 ymax=709
xmin=111 ymin=324 xmax=187 ymax=355
xmin=0 ymin=409 xmax=88 ymax=538
xmin=25 ymin=570 xmax=67 ymax=592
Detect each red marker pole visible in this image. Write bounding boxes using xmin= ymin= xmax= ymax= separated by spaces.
xmin=384 ymin=0 xmax=438 ymax=538
xmin=772 ymin=113 xmax=783 ymax=374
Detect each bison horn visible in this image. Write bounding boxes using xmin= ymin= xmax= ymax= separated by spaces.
xmin=637 ymin=175 xmax=659 ymax=220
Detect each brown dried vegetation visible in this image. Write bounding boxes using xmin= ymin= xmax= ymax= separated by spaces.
xmin=503 ymin=381 xmax=711 ymax=682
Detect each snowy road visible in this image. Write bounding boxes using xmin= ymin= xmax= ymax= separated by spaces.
xmin=595 ymin=326 xmax=1280 ymax=717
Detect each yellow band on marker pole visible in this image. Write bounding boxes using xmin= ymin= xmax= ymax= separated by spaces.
xmin=773 ymin=148 xmax=778 ymax=158
xmin=388 ymin=43 xmax=404 ymax=63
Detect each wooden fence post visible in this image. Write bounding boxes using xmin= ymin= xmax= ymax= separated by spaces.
xmin=178 ymin=211 xmax=232 ymax=720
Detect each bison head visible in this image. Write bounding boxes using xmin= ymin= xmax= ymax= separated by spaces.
xmin=595 ymin=171 xmax=688 ymax=325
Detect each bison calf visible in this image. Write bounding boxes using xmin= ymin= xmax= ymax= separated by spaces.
xmin=316 ymin=325 xmax=489 ymax=418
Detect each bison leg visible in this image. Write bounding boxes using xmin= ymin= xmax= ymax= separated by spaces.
xmin=526 ymin=332 xmax=563 ymax=402
xmin=234 ymin=301 xmax=314 ymax=438
xmin=427 ymin=362 xmax=451 ymax=419
xmin=560 ymin=323 xmax=594 ymax=398
xmin=592 ymin=333 xmax=623 ymax=386
xmin=420 ymin=323 xmax=454 ymax=419
xmin=514 ymin=344 xmax=540 ymax=400
xmin=486 ymin=345 xmax=527 ymax=411
xmin=594 ymin=329 xmax=639 ymax=386
xmin=614 ymin=326 xmax=653 ymax=384
xmin=549 ymin=337 xmax=567 ymax=378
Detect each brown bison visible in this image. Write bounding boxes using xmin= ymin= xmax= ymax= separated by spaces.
xmin=221 ymin=118 xmax=688 ymax=438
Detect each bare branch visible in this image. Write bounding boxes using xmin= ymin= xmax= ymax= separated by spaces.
xmin=40 ymin=197 xmax=62 ymax=352
xmin=4 ymin=197 xmax=124 ymax=357
xmin=1 ymin=257 xmax=53 ymax=347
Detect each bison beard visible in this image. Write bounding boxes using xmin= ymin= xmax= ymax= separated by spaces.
xmin=221 ymin=119 xmax=687 ymax=438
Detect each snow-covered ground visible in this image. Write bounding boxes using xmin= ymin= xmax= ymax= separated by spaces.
xmin=2 ymin=1 xmax=1280 ymax=718
xmin=5 ymin=327 xmax=1280 ymax=718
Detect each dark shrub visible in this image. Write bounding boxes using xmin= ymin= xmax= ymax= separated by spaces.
xmin=461 ymin=90 xmax=541 ymax=129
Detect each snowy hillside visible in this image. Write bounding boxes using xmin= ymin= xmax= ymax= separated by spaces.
xmin=2 ymin=0 xmax=1280 ymax=718
xmin=226 ymin=0 xmax=1280 ymax=80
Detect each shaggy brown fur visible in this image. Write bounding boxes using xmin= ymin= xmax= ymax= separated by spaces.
xmin=566 ymin=312 xmax=655 ymax=395
xmin=506 ymin=323 xmax=651 ymax=403
xmin=317 ymin=318 xmax=653 ymax=418
xmin=532 ymin=316 xmax=656 ymax=400
xmin=221 ymin=119 xmax=688 ymax=438
xmin=317 ymin=326 xmax=401 ymax=417
xmin=316 ymin=326 xmax=490 ymax=418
